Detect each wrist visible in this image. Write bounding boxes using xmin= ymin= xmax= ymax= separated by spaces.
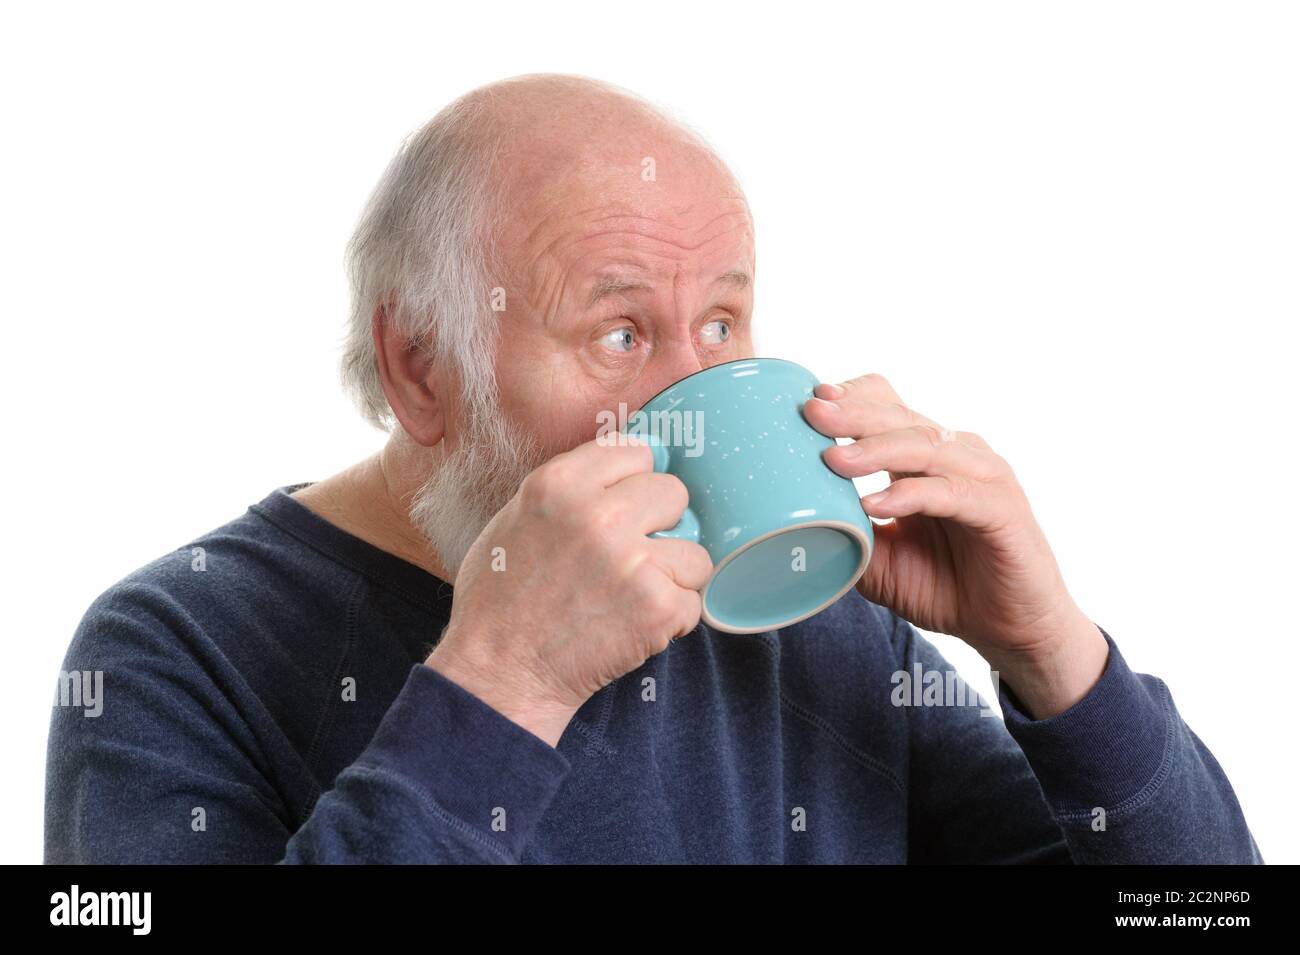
xmin=983 ymin=608 xmax=1110 ymax=720
xmin=425 ymin=638 xmax=578 ymax=749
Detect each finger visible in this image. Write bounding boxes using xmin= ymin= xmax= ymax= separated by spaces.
xmin=670 ymin=587 xmax=704 ymax=639
xmin=602 ymin=471 xmax=693 ymax=536
xmin=554 ymin=434 xmax=657 ymax=489
xmin=823 ymin=372 xmax=907 ymax=408
xmin=644 ymin=536 xmax=715 ymax=591
xmin=803 ymin=391 xmax=944 ymax=443
xmin=860 ymin=474 xmax=1012 ymax=533
xmin=823 ymin=426 xmax=1004 ymax=482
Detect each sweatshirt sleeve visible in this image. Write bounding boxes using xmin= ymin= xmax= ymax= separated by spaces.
xmin=280 ymin=664 xmax=572 ymax=863
xmin=44 ymin=586 xmax=572 ymax=864
xmin=995 ymin=623 xmax=1263 ymax=864
xmin=897 ymin=614 xmax=1263 ymax=864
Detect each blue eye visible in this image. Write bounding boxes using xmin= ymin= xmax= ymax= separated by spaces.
xmin=701 ymin=319 xmax=731 ymax=345
xmin=600 ymin=327 xmax=637 ymax=352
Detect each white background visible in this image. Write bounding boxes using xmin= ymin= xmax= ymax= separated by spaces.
xmin=3 ymin=0 xmax=1295 ymax=864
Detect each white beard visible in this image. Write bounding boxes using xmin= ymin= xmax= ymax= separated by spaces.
xmin=408 ymin=401 xmax=549 ymax=581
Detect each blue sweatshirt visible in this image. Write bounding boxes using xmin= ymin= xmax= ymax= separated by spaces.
xmin=44 ymin=484 xmax=1263 ymax=864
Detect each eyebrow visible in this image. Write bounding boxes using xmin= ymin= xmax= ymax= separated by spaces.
xmin=586 ymin=276 xmax=652 ymax=308
xmin=585 ymin=269 xmax=752 ymax=308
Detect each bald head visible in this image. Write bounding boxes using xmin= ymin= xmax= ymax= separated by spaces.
xmin=464 ymin=74 xmax=734 ymax=173
xmin=466 ymin=73 xmax=684 ymax=137
xmin=457 ymin=74 xmax=748 ymax=246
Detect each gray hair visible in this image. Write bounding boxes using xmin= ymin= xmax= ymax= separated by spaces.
xmin=340 ymin=93 xmax=507 ymax=432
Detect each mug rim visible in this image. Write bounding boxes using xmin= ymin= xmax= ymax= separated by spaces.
xmin=636 ymin=356 xmax=814 ymax=413
xmin=700 ymin=518 xmax=873 ymax=635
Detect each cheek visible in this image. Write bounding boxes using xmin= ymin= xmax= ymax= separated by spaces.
xmin=507 ymin=384 xmax=616 ymax=457
xmin=556 ymin=384 xmax=670 ymax=456
xmin=494 ymin=341 xmax=653 ymax=455
xmin=493 ymin=345 xmax=588 ymax=449
xmin=561 ymin=393 xmax=626 ymax=450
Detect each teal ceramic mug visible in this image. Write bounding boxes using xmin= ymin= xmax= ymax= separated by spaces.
xmin=609 ymin=357 xmax=874 ymax=634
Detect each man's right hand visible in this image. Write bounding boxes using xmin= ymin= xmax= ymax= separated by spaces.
xmin=425 ymin=436 xmax=713 ymax=747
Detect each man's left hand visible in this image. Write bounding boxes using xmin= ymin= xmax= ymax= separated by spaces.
xmin=804 ymin=373 xmax=1110 ymax=719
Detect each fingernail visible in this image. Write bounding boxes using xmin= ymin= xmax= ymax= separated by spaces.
xmin=864 ymin=489 xmax=891 ymax=506
xmin=839 ymin=443 xmax=863 ymax=460
xmin=821 ymin=383 xmax=846 ymax=399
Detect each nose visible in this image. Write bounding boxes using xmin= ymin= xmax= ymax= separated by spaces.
xmin=640 ymin=342 xmax=708 ymax=405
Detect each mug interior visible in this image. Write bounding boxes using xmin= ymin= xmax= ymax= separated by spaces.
xmin=702 ymin=520 xmax=871 ymax=633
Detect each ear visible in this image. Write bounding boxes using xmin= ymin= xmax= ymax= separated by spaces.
xmin=371 ymin=299 xmax=447 ymax=447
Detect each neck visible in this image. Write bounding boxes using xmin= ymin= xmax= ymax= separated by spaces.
xmin=291 ymin=433 xmax=455 ymax=584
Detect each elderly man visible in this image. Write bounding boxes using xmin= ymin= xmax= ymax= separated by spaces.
xmin=46 ymin=73 xmax=1261 ymax=864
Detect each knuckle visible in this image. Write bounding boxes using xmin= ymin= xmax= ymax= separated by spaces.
xmin=643 ymin=633 xmax=671 ymax=658
xmin=865 ymin=372 xmax=895 ymax=394
xmin=916 ymin=423 xmax=945 ymax=447
xmin=673 ymin=592 xmax=702 ymax=640
xmin=968 ymin=439 xmax=1012 ymax=479
xmin=658 ymin=473 xmax=690 ymax=510
xmin=991 ymin=452 xmax=1017 ymax=481
xmin=585 ymin=503 xmax=623 ymax=543
xmin=616 ymin=543 xmax=650 ymax=580
xmin=517 ymin=472 xmax=548 ymax=510
xmin=627 ymin=554 xmax=663 ymax=596
xmin=643 ymin=586 xmax=679 ymax=627
xmin=615 ymin=437 xmax=652 ymax=470
xmin=521 ymin=463 xmax=565 ymax=506
xmin=690 ymin=543 xmax=714 ymax=578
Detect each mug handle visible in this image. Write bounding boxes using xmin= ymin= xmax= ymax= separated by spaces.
xmin=635 ymin=432 xmax=702 ymax=544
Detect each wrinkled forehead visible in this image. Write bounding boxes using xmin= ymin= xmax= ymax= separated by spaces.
xmin=493 ymin=139 xmax=754 ymax=292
